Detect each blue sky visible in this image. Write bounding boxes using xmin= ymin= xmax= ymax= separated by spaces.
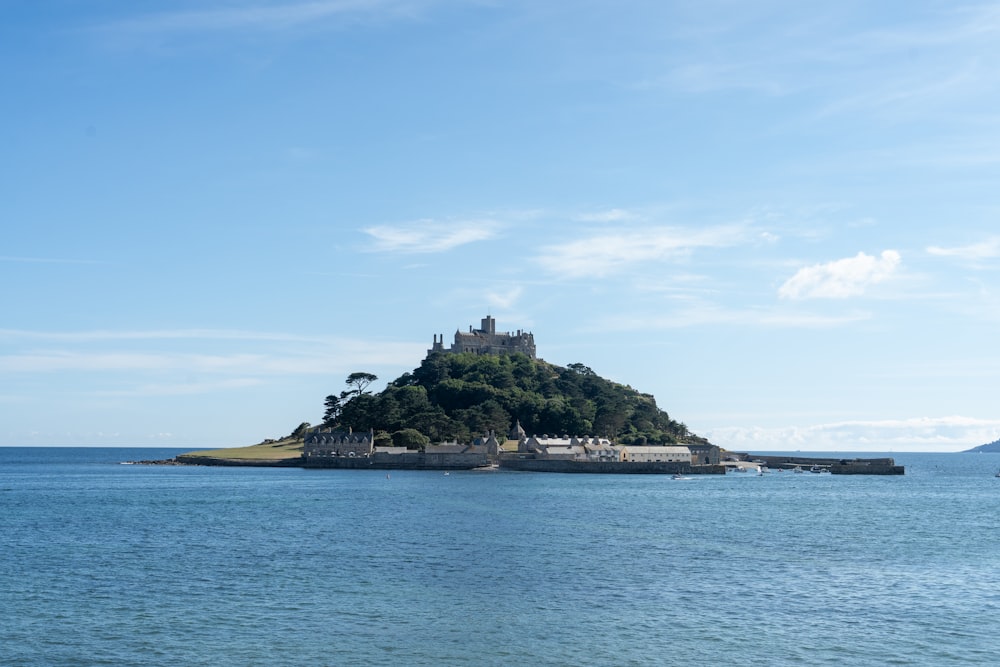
xmin=3 ymin=0 xmax=999 ymax=451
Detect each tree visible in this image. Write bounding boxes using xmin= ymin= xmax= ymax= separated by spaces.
xmin=345 ymin=372 xmax=378 ymax=397
xmin=392 ymin=428 xmax=430 ymax=450
xmin=288 ymin=422 xmax=312 ymax=439
xmin=322 ymin=394 xmax=342 ymax=426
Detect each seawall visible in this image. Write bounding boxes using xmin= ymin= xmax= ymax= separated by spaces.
xmin=499 ymin=458 xmax=726 ymax=474
xmin=752 ymin=455 xmax=904 ymax=475
xmin=174 ymin=455 xmax=303 ymax=467
xmin=303 ymin=451 xmax=490 ymax=470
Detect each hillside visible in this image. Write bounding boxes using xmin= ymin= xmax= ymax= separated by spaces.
xmin=326 ymin=352 xmax=708 ymax=447
xmin=963 ymin=438 xmax=1000 ymax=453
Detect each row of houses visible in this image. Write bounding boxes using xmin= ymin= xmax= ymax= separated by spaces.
xmin=517 ymin=433 xmax=717 ymax=464
xmin=303 ymin=425 xmax=720 ymax=466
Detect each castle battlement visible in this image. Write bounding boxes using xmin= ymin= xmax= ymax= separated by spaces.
xmin=429 ymin=315 xmax=536 ymax=359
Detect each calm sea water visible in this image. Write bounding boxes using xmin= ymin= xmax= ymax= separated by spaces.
xmin=2 ymin=448 xmax=999 ymax=666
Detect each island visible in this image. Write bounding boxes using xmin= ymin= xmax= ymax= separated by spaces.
xmin=156 ymin=315 xmax=903 ymax=475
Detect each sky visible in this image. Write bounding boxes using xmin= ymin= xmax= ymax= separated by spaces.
xmin=2 ymin=0 xmax=999 ymax=452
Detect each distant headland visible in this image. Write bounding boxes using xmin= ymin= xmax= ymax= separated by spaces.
xmin=963 ymin=438 xmax=1000 ymax=453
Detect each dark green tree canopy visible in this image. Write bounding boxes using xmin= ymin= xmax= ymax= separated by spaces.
xmin=322 ymin=354 xmax=707 ymax=446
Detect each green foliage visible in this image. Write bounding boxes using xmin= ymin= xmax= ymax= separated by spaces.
xmin=392 ymin=428 xmax=430 ymax=449
xmin=287 ymin=422 xmax=312 ymax=439
xmin=325 ymin=353 xmax=703 ymax=446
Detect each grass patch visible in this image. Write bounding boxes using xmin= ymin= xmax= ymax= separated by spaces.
xmin=179 ymin=437 xmax=304 ymax=461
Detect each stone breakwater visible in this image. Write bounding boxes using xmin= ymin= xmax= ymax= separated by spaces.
xmin=498 ymin=457 xmax=727 ymax=474
xmin=752 ymin=455 xmax=904 ymax=475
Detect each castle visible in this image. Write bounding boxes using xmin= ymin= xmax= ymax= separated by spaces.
xmin=428 ymin=315 xmax=536 ymax=359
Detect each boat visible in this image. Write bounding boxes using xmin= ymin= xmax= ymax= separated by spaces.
xmin=671 ymin=473 xmax=691 ymax=480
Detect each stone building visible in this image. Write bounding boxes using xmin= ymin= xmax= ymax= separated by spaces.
xmin=429 ymin=315 xmax=536 ymax=359
xmin=516 ymin=430 xmax=695 ymax=464
xmin=687 ymin=442 xmax=721 ymax=465
xmin=618 ymin=445 xmax=692 ymax=463
xmin=304 ymin=427 xmax=375 ymax=458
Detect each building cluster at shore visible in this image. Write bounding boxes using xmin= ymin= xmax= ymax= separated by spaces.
xmin=303 ymin=422 xmax=721 ymax=472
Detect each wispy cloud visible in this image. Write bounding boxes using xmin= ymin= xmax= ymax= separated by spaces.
xmin=98 ymin=378 xmax=265 ymax=397
xmin=0 ymin=346 xmax=423 ymax=376
xmin=574 ymin=208 xmax=636 ymax=223
xmin=706 ymin=415 xmax=1000 ymax=453
xmin=0 ymin=256 xmax=102 ymax=265
xmin=779 ymin=250 xmax=901 ymax=300
xmin=485 ymin=286 xmax=524 ymax=310
xmin=0 ymin=328 xmax=355 ymax=344
xmin=364 ymin=220 xmax=500 ymax=253
xmin=652 ymin=3 xmax=1000 ymax=124
xmin=93 ymin=0 xmax=421 ymax=35
xmin=927 ymin=236 xmax=1000 ymax=261
xmin=536 ymin=225 xmax=747 ymax=279
xmin=0 ymin=328 xmax=425 ymax=379
xmin=594 ymin=305 xmax=871 ymax=331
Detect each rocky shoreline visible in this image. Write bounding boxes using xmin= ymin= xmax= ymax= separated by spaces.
xmin=125 ymin=456 xmax=302 ymax=467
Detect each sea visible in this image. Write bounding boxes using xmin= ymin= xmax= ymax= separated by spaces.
xmin=2 ymin=448 xmax=999 ymax=666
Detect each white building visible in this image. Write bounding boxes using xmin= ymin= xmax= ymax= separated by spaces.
xmin=618 ymin=446 xmax=692 ymax=463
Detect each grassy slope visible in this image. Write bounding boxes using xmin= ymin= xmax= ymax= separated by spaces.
xmin=178 ymin=437 xmax=304 ymax=461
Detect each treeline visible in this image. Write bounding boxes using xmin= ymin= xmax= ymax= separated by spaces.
xmin=322 ymin=352 xmax=705 ymax=447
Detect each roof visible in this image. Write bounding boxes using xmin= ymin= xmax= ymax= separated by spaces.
xmin=619 ymin=446 xmax=691 ymax=454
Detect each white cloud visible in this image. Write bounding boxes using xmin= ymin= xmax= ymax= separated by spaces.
xmin=927 ymin=237 xmax=1000 ymax=261
xmin=364 ymin=220 xmax=499 ymax=253
xmin=705 ymin=415 xmax=1000 ymax=453
xmin=485 ymin=286 xmax=524 ymax=310
xmin=575 ymin=208 xmax=635 ymax=223
xmin=779 ymin=250 xmax=901 ymax=300
xmin=536 ymin=225 xmax=746 ymax=279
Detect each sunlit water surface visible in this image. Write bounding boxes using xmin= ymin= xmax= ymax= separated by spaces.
xmin=2 ymin=448 xmax=999 ymax=666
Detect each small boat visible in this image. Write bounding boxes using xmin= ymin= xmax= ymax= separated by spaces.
xmin=995 ymin=470 xmax=1000 ymax=478
xmin=671 ymin=473 xmax=691 ymax=480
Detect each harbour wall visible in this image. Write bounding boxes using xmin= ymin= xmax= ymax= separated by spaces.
xmin=303 ymin=451 xmax=489 ymax=470
xmin=499 ymin=458 xmax=726 ymax=475
xmin=752 ymin=455 xmax=904 ymax=475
